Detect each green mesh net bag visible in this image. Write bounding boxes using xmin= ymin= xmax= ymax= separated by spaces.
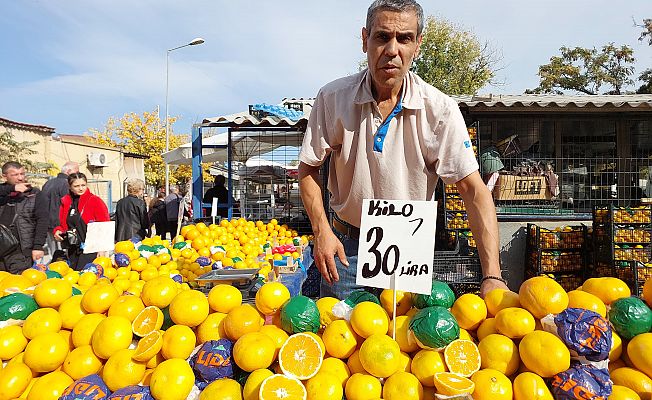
xmin=280 ymin=295 xmax=320 ymax=334
xmin=608 ymin=296 xmax=652 ymax=340
xmin=412 ymin=280 xmax=456 ymax=309
xmin=409 ymin=306 xmax=459 ymax=350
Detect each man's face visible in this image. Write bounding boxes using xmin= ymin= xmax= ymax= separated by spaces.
xmin=362 ymin=10 xmax=422 ymax=95
xmin=3 ymin=167 xmax=26 ymax=185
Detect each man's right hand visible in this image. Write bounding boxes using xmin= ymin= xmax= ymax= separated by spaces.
xmin=53 ymin=230 xmax=64 ymax=241
xmin=14 ymin=183 xmax=31 ymax=193
xmin=313 ymin=229 xmax=348 ymax=284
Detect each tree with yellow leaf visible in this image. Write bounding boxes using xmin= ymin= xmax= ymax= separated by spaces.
xmin=88 ymin=110 xmax=193 ymax=188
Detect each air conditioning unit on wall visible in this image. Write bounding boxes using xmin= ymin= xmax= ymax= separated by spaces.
xmin=87 ymin=152 xmax=108 ymax=167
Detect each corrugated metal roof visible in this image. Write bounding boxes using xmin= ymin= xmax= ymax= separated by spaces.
xmin=202 ymin=111 xmax=308 ymax=128
xmin=453 ymin=94 xmax=652 ymax=109
xmin=202 ymin=94 xmax=652 ymax=128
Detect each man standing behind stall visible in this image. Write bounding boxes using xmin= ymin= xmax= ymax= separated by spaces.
xmin=298 ymin=0 xmax=506 ymax=299
xmin=0 ymin=162 xmax=48 ymax=273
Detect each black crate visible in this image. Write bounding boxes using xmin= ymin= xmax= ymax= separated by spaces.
xmin=445 ymin=231 xmax=477 ymax=256
xmin=444 ymin=193 xmax=466 ymax=212
xmin=593 ymin=205 xmax=652 ymax=224
xmin=526 ymin=223 xmax=589 ymax=278
xmin=525 ymin=270 xmax=585 ymax=292
xmin=432 ymin=255 xmax=482 ymax=284
xmin=449 ymin=283 xmax=481 ymax=297
xmin=527 ymin=223 xmax=588 ymax=250
xmin=599 ymin=261 xmax=652 ymax=297
xmin=528 ymin=250 xmax=585 ymax=274
xmin=445 ymin=211 xmax=470 ymax=230
xmin=592 ymin=205 xmax=652 ymax=269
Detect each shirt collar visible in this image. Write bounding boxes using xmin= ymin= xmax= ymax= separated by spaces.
xmin=353 ymin=69 xmax=425 ymax=110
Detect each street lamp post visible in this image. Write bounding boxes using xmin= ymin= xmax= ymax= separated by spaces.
xmin=164 ymin=37 xmax=205 ymax=195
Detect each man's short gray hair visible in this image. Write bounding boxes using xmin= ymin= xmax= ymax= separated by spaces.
xmin=126 ymin=178 xmax=145 ymax=195
xmin=366 ymin=0 xmax=424 ymax=37
xmin=61 ymin=161 xmax=79 ymax=175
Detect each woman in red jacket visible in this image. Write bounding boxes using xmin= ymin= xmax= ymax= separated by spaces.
xmin=53 ymin=172 xmax=110 ymax=270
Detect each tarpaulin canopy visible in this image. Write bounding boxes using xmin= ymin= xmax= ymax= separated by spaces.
xmin=162 ymin=130 xmax=300 ymax=165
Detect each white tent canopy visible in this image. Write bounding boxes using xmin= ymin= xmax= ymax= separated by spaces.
xmin=162 ymin=130 xmax=303 ymax=165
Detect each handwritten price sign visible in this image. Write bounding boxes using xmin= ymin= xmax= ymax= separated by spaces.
xmin=356 ymin=199 xmax=436 ymax=295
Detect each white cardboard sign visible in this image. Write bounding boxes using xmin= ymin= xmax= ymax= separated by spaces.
xmin=356 ymin=199 xmax=436 ymax=295
xmin=83 ymin=221 xmax=116 ymax=253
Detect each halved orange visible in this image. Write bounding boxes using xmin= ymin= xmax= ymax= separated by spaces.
xmin=132 ymin=306 xmax=164 ymax=337
xmin=133 ymin=330 xmax=163 ymax=362
xmin=444 ymin=339 xmax=482 ymax=377
xmin=259 ymin=374 xmax=307 ymax=400
xmin=434 ymin=371 xmax=475 ymax=396
xmin=278 ymin=333 xmax=323 ymax=380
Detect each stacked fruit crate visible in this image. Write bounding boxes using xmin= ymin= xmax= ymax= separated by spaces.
xmin=592 ymin=205 xmax=652 ymax=295
xmin=526 ymin=223 xmax=589 ymax=291
xmin=440 ymin=123 xmax=480 ymax=256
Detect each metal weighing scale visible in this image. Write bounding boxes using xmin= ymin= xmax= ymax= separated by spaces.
xmin=195 ymin=268 xmax=261 ymax=304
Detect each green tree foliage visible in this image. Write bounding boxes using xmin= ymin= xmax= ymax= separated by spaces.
xmin=531 ymin=44 xmax=635 ymax=95
xmin=637 ymin=69 xmax=652 ymax=94
xmin=0 ymin=132 xmax=49 ymax=172
xmin=412 ymin=17 xmax=500 ymax=95
xmin=637 ymin=18 xmax=652 ymax=45
xmin=636 ymin=18 xmax=652 ymax=94
xmin=88 ymin=110 xmax=193 ymax=188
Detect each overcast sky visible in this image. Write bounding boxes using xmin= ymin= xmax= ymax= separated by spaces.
xmin=1 ymin=1 xmax=650 ymax=135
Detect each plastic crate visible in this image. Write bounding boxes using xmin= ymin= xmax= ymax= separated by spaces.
xmin=553 ymin=274 xmax=585 ymax=292
xmin=445 ymin=231 xmax=477 ymax=256
xmin=432 ymin=254 xmax=482 ymax=284
xmin=528 ymin=251 xmax=585 ymax=274
xmin=611 ymin=261 xmax=652 ymax=296
xmin=445 ymin=184 xmax=458 ymax=194
xmin=449 ymin=283 xmax=481 ymax=297
xmin=444 ymin=193 xmax=466 ymax=212
xmin=467 ymin=126 xmax=478 ymax=140
xmin=527 ymin=223 xmax=587 ymax=250
xmin=446 ymin=211 xmax=469 ymax=230
xmin=593 ymin=205 xmax=652 ymax=224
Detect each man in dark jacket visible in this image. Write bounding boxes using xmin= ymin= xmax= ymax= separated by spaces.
xmin=203 ymin=175 xmax=234 ymax=218
xmin=40 ymin=161 xmax=79 ymax=257
xmin=114 ymin=178 xmax=150 ymax=241
xmin=0 ymin=162 xmax=48 ymax=273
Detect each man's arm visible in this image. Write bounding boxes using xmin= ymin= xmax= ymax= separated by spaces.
xmin=298 ymin=162 xmax=348 ymax=284
xmin=456 ymin=171 xmax=508 ymax=297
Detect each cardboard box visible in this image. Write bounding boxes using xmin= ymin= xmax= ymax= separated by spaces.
xmin=493 ymin=174 xmax=552 ymax=201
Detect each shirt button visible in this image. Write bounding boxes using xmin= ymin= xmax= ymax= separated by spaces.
xmin=374 ymin=117 xmax=381 ymax=124
xmin=376 ymin=138 xmax=382 ymax=142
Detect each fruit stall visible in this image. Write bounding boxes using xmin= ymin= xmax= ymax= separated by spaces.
xmin=0 ymin=215 xmax=650 ymax=399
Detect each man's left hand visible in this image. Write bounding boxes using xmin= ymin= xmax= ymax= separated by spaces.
xmin=480 ymin=278 xmax=509 ymax=298
xmin=31 ymin=250 xmax=45 ymax=262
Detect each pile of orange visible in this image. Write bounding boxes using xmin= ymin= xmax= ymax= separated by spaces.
xmin=173 ymin=219 xmax=308 ymax=283
xmin=1 ymin=249 xmax=652 ymax=400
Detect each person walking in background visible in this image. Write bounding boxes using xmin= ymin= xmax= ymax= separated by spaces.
xmin=53 ymin=172 xmax=110 ymax=270
xmin=39 ymin=161 xmax=79 ymax=259
xmin=0 ymin=162 xmax=48 ymax=273
xmin=148 ymin=191 xmax=166 ymax=237
xmin=164 ymin=185 xmax=187 ymax=239
xmin=114 ymin=178 xmax=150 ymax=242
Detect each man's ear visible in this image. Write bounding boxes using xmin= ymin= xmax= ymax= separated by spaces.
xmin=414 ymin=34 xmax=423 ymax=59
xmin=362 ymin=27 xmax=368 ymax=53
